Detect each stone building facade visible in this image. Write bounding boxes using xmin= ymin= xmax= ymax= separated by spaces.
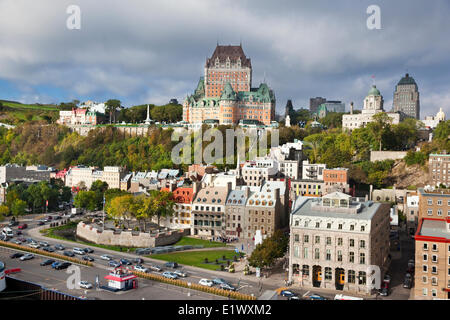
xmin=393 ymin=73 xmax=420 ymax=119
xmin=288 ymin=193 xmax=391 ymax=295
xmin=343 ymin=85 xmax=401 ymax=131
xmin=429 ymin=153 xmax=450 ymax=188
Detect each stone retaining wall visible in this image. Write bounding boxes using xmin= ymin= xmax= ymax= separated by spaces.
xmin=76 ymin=222 xmax=188 ymax=247
xmin=370 ymin=151 xmax=407 ymax=162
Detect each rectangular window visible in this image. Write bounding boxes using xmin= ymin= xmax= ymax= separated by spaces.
xmin=326 ymin=237 xmax=331 ymax=245
xmin=423 ymin=243 xmax=428 ymax=251
xmin=423 ymin=254 xmax=428 ymax=261
xmin=326 ymin=249 xmax=331 ymax=261
xmin=432 ymin=244 xmax=438 ymax=251
xmin=360 ymin=240 xmax=366 ymax=249
xmin=360 ymin=253 xmax=365 ymax=265
xmin=303 ymin=247 xmax=308 ymax=259
xmin=294 ymin=246 xmax=299 ymax=258
xmin=350 ymin=239 xmax=355 ymax=247
xmin=337 ymin=250 xmax=342 ymax=262
xmin=315 ymin=236 xmax=320 ymax=244
xmin=349 ymin=252 xmax=354 ymax=263
xmin=432 ymin=255 xmax=438 ymax=263
xmin=314 ymin=248 xmax=320 ymax=260
xmin=294 ymin=234 xmax=299 ymax=242
xmin=423 ymin=265 xmax=428 ymax=273
xmin=327 ymin=223 xmax=331 ymax=229
xmin=338 ymin=238 xmax=343 ymax=246
xmin=304 ymin=235 xmax=309 ymax=243
xmin=422 ymin=288 xmax=427 ymax=296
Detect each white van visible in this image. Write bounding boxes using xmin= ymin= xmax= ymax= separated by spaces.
xmin=73 ymin=247 xmax=85 ymax=255
xmin=1 ymin=227 xmax=14 ymax=238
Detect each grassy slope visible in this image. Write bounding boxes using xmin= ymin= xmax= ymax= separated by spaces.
xmin=174 ymin=236 xmax=227 ymax=248
xmin=149 ymin=249 xmax=241 ymax=271
xmin=1 ymin=100 xmax=59 ymax=111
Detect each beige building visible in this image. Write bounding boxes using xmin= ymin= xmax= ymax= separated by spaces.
xmin=288 ymin=192 xmax=391 ymax=295
xmin=429 ymin=153 xmax=450 ymax=188
xmin=242 ymin=158 xmax=279 ymax=187
xmin=65 ymin=166 xmax=126 ymax=190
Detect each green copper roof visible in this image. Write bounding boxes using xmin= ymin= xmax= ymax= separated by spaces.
xmin=367 ymin=85 xmax=381 ymax=97
xmin=397 ymin=73 xmax=417 ymax=86
xmin=220 ymin=82 xmax=237 ymax=101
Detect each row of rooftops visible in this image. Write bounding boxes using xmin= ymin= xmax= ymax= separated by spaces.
xmin=291 ymin=192 xmax=381 ymax=221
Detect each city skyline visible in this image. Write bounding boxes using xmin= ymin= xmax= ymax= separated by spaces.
xmin=1 ymin=1 xmax=450 ymax=117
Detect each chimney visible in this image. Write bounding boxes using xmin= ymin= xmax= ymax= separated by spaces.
xmin=369 ymin=185 xmax=373 ymax=201
xmin=244 ymin=186 xmax=250 ymax=198
xmin=227 ymin=182 xmax=232 ymax=192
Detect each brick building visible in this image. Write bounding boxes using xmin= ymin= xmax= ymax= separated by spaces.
xmin=414 ymin=187 xmax=450 ymax=299
xmin=183 ymin=45 xmax=276 ymax=125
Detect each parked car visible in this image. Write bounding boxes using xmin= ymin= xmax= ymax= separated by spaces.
xmin=10 ymin=252 xmax=24 ymax=259
xmin=12 ymin=239 xmax=22 ymax=245
xmin=64 ymin=251 xmax=75 ymax=257
xmin=119 ymin=258 xmax=132 ymax=266
xmin=37 ymin=221 xmax=45 ymax=226
xmin=25 ymin=238 xmax=35 ymax=243
xmin=383 ymin=274 xmax=391 ymax=283
xmin=133 ymin=258 xmax=144 ymax=264
xmin=42 ymin=246 xmax=55 ymax=253
xmin=40 ymin=259 xmax=55 ymax=266
xmin=55 ymin=262 xmax=71 ymax=270
xmin=101 ymin=254 xmax=113 ymax=261
xmin=73 ymin=248 xmax=85 ymax=255
xmin=39 ymin=241 xmax=49 ymax=247
xmin=149 ymin=264 xmax=162 ymax=272
xmin=408 ymin=259 xmax=415 ymax=268
xmin=212 ymin=278 xmax=228 ymax=285
xmin=18 ymin=224 xmax=28 ymax=230
xmin=162 ymin=272 xmax=178 ymax=279
xmin=83 ymin=256 xmax=94 ymax=262
xmin=198 ymin=279 xmax=214 ymax=287
xmin=47 ymin=216 xmax=53 ymax=220
xmin=15 ymin=230 xmax=22 ymax=236
xmin=136 ymin=248 xmax=151 ymax=255
xmin=79 ymin=281 xmax=93 ymax=289
xmin=51 ymin=261 xmax=62 ymax=269
xmin=220 ymin=283 xmax=236 ymax=291
xmin=54 ymin=244 xmax=65 ymax=251
xmin=164 ymin=261 xmax=178 ymax=269
xmin=280 ymin=290 xmax=297 ymax=298
xmin=20 ymin=253 xmax=34 ymax=261
xmin=134 ymin=265 xmax=149 ymax=273
xmin=403 ymin=273 xmax=413 ymax=289
xmin=173 ymin=269 xmax=188 ymax=277
xmin=17 ymin=237 xmax=26 ymax=243
xmin=8 ymin=220 xmax=18 ymax=227
xmin=29 ymin=242 xmax=40 ymax=249
xmin=109 ymin=260 xmax=121 ymax=268
xmin=83 ymin=247 xmax=94 ymax=254
xmin=308 ymin=294 xmax=327 ymax=300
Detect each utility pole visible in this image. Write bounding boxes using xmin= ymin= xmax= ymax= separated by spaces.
xmin=102 ymin=195 xmax=105 ymax=231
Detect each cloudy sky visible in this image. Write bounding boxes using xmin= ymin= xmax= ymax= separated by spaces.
xmin=0 ymin=0 xmax=450 ymax=117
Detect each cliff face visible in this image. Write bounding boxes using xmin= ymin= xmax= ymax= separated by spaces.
xmin=388 ymin=160 xmax=430 ymax=189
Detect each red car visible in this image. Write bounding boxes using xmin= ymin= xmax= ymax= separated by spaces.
xmin=18 ymin=224 xmax=28 ymax=230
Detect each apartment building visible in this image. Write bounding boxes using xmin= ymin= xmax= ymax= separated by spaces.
xmin=414 ymin=218 xmax=450 ymax=300
xmin=0 ymin=164 xmax=53 ymax=184
xmin=323 ymin=168 xmax=350 ymax=194
xmin=288 ymin=192 xmax=391 ymax=295
xmin=242 ymin=158 xmax=279 ymax=187
xmin=191 ymin=182 xmax=232 ymax=238
xmin=429 ymin=153 xmax=450 ymax=188
xmin=414 ymin=187 xmax=450 ymax=299
xmin=160 ymin=183 xmax=196 ymax=230
xmin=225 ymin=187 xmax=250 ymax=238
xmin=302 ymin=160 xmax=326 ymax=181
xmin=65 ymin=166 xmax=126 ymax=190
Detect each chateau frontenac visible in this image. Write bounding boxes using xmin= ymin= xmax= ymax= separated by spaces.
xmin=183 ymin=44 xmax=276 ymax=125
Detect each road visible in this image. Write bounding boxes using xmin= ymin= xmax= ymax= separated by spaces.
xmin=2 ymin=212 xmax=273 ymax=299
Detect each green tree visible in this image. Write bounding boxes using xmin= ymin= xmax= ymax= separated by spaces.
xmin=0 ymin=205 xmax=10 ymax=218
xmin=105 ymin=99 xmax=122 ymax=124
xmin=367 ymin=112 xmax=392 ymax=151
xmin=11 ymin=199 xmax=27 ymax=218
xmin=74 ymin=191 xmax=98 ymax=211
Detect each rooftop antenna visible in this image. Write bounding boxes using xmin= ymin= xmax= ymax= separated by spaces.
xmin=371 ymin=74 xmax=376 ymax=86
xmin=263 ymin=71 xmax=266 ymax=84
